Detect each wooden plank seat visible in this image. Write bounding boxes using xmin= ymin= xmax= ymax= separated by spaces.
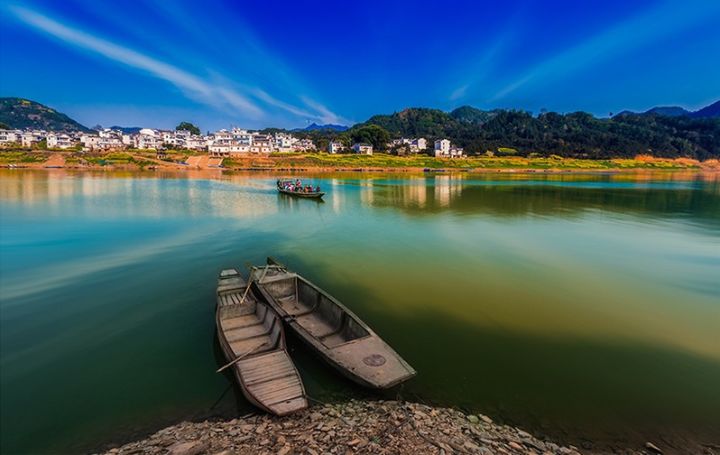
xmin=230 ymin=334 xmax=271 ymax=356
xmin=226 ymin=323 xmax=270 ymax=342
xmin=221 ymin=314 xmax=262 ymax=330
xmin=218 ymin=282 xmax=246 ymax=293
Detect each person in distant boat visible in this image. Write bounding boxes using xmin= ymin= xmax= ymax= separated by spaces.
xmin=315 ymin=185 xmax=321 ymax=193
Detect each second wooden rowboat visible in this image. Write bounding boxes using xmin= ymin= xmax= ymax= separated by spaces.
xmin=216 ymin=268 xmax=308 ymax=416
xmin=250 ymin=259 xmax=416 ymax=389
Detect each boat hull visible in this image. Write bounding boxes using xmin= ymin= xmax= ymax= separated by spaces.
xmin=251 ymin=261 xmax=416 ymax=389
xmin=277 ymin=188 xmax=325 ymax=198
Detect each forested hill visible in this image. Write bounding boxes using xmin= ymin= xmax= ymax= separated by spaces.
xmin=0 ymin=98 xmax=90 ymax=132
xmin=356 ymin=104 xmax=720 ymax=159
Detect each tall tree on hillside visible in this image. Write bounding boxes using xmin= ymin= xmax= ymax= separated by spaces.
xmin=350 ymin=125 xmax=391 ymax=150
xmin=176 ymin=122 xmax=200 ymax=135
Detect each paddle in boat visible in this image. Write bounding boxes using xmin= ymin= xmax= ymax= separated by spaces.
xmin=250 ymin=258 xmax=416 ymax=389
xmin=276 ymin=179 xmax=325 ymax=199
xmin=215 ymin=268 xmax=308 ymax=416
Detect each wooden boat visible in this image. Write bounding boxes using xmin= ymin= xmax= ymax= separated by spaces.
xmin=216 ymin=268 xmax=308 ymax=416
xmin=250 ymin=259 xmax=416 ymax=389
xmin=277 ymin=187 xmax=326 ymax=199
xmin=277 ymin=180 xmax=325 ymax=199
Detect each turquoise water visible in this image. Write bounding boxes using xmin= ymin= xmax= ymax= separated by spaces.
xmin=0 ymin=170 xmax=719 ymax=453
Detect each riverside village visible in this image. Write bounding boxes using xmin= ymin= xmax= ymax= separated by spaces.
xmin=0 ymin=126 xmax=466 ymax=164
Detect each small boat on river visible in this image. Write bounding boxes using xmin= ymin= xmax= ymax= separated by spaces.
xmin=216 ymin=268 xmax=308 ymax=416
xmin=250 ymin=258 xmax=416 ymax=389
xmin=277 ymin=180 xmax=325 ymax=199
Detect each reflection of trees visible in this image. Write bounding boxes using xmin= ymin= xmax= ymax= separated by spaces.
xmin=370 ymin=176 xmax=720 ymax=227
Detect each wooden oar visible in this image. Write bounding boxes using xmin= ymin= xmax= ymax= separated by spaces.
xmin=237 ymin=264 xmax=270 ymax=306
xmin=216 ymin=341 xmax=267 ymax=373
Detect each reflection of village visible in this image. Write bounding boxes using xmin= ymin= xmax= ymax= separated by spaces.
xmin=352 ymin=175 xmax=466 ymax=209
xmin=0 ymin=170 xmax=279 ymax=219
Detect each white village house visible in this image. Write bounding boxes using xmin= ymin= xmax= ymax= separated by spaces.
xmin=46 ymin=133 xmax=76 ymax=149
xmin=352 ymin=143 xmax=373 ymax=155
xmin=328 ymin=141 xmax=344 ymax=154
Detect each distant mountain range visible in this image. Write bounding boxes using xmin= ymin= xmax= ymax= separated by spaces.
xmin=293 ymin=123 xmax=349 ymax=132
xmin=615 ymin=100 xmax=720 ymax=119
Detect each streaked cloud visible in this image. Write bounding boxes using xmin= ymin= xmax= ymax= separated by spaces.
xmin=300 ymin=96 xmax=348 ymax=125
xmin=252 ymin=89 xmax=334 ymax=123
xmin=492 ymin=0 xmax=720 ymax=101
xmin=7 ymin=5 xmax=264 ymax=118
xmin=5 ymin=3 xmax=346 ymax=125
xmin=449 ymin=84 xmax=469 ymax=101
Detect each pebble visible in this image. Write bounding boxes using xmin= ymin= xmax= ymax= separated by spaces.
xmin=167 ymin=440 xmax=209 ymax=455
xmin=508 ymin=441 xmax=524 ymax=450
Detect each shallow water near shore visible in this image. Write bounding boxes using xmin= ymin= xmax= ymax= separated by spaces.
xmin=1 ymin=169 xmax=719 ymax=454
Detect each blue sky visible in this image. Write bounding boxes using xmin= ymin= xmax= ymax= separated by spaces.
xmin=1 ymin=0 xmax=719 ymax=130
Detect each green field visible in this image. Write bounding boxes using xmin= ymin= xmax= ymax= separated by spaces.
xmin=0 ymin=148 xmax=713 ymax=170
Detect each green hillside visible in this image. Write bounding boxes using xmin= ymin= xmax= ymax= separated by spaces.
xmin=0 ymin=98 xmax=90 ymax=132
xmin=354 ymin=106 xmax=720 ymax=160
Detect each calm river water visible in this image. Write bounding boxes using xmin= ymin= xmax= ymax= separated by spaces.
xmin=0 ymin=169 xmax=719 ymax=454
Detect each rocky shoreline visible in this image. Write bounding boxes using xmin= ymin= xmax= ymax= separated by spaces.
xmin=95 ymin=400 xmax=657 ymax=455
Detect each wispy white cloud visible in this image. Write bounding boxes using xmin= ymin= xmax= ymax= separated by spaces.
xmin=5 ymin=3 xmax=348 ymax=126
xmin=449 ymin=84 xmax=469 ymax=101
xmin=300 ymin=96 xmax=348 ymax=125
xmin=7 ymin=4 xmax=264 ymax=118
xmin=447 ymin=14 xmax=520 ymax=103
xmin=492 ymin=1 xmax=720 ymax=101
xmin=251 ymin=89 xmax=323 ymax=121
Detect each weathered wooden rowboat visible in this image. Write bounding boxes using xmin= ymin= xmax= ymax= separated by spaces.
xmin=216 ymin=268 xmax=308 ymax=416
xmin=277 ymin=187 xmax=326 ymax=199
xmin=250 ymin=259 xmax=416 ymax=389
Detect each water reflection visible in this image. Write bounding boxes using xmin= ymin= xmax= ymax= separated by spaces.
xmin=1 ymin=169 xmax=719 ymax=454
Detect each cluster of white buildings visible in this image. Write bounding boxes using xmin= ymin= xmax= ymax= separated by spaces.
xmin=0 ymin=127 xmax=466 ymax=158
xmin=327 ymin=141 xmax=374 ymax=155
xmin=0 ymin=127 xmax=317 ymax=154
xmin=0 ymin=129 xmax=75 ymax=148
xmin=391 ymin=137 xmax=428 ymax=155
xmin=207 ymin=129 xmax=315 ymax=156
xmin=390 ymin=137 xmax=464 ymax=158
xmin=433 ymin=139 xmax=465 ymax=158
